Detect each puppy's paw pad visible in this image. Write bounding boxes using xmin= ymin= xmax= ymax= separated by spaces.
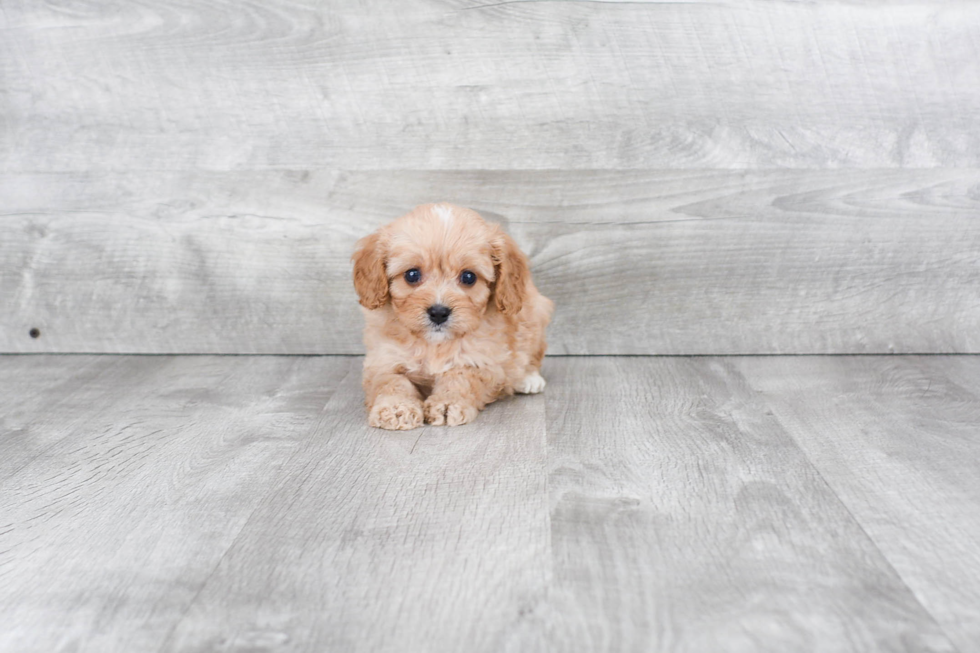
xmin=369 ymin=397 xmax=424 ymax=430
xmin=424 ymin=399 xmax=479 ymax=426
xmin=515 ymin=371 xmax=546 ymax=394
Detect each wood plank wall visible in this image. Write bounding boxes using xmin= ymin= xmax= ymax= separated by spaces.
xmin=2 ymin=0 xmax=978 ymax=354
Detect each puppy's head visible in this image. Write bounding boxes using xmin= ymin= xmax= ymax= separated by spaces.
xmin=352 ymin=203 xmax=529 ymax=341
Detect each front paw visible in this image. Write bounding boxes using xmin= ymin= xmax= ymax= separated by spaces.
xmin=369 ymin=395 xmax=424 ymax=430
xmin=424 ymin=397 xmax=479 ymax=426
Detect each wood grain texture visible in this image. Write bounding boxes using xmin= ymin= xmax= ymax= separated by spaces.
xmin=3 ymin=169 xmax=979 ymax=354
xmin=0 ymin=354 xmax=550 ymax=653
xmin=0 ymin=355 xmax=166 ymax=482
xmin=0 ymin=355 xmax=351 ymax=653
xmin=160 ymin=359 xmax=549 ymax=653
xmin=3 ymin=354 xmax=980 ymax=651
xmin=538 ymin=357 xmax=956 ymax=652
xmin=2 ymin=0 xmax=979 ymax=171
xmin=736 ymin=355 xmax=980 ymax=653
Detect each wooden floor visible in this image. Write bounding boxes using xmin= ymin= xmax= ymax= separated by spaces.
xmin=1 ymin=355 xmax=978 ymax=653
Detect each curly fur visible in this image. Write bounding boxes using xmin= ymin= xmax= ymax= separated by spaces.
xmin=351 ymin=203 xmax=554 ymax=429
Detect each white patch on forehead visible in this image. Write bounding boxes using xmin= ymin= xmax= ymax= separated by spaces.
xmin=434 ymin=204 xmax=454 ymax=228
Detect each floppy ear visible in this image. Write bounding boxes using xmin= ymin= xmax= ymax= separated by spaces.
xmin=351 ymin=231 xmax=389 ymax=309
xmin=491 ymin=228 xmax=530 ymax=315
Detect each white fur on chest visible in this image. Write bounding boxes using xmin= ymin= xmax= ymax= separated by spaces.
xmin=397 ymin=332 xmax=510 ymax=381
xmin=363 ymin=306 xmax=522 ymax=390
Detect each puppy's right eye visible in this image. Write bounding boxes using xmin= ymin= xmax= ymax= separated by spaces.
xmin=404 ymin=268 xmax=421 ymax=284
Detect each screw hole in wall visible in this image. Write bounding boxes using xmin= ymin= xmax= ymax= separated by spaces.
xmin=29 ymin=328 xmax=40 ymax=339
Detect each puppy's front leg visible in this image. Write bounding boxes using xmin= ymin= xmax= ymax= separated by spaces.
xmin=366 ymin=372 xmax=424 ymax=431
xmin=424 ymin=366 xmax=503 ymax=426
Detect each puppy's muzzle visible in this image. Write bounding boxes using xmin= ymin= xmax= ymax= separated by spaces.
xmin=427 ymin=304 xmax=452 ymax=325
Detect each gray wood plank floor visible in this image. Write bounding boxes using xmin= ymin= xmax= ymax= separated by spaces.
xmin=1 ymin=355 xmax=978 ymax=652
xmin=736 ymin=356 xmax=980 ymax=653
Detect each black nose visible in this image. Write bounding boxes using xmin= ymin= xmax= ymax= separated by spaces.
xmin=427 ymin=304 xmax=452 ymax=325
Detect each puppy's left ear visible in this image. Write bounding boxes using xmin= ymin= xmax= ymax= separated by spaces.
xmin=351 ymin=231 xmax=389 ymax=309
xmin=491 ymin=227 xmax=530 ymax=315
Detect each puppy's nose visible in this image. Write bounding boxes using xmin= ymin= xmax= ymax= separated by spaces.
xmin=427 ymin=304 xmax=452 ymax=325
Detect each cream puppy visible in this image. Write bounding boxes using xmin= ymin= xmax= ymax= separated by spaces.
xmin=352 ymin=203 xmax=554 ymax=430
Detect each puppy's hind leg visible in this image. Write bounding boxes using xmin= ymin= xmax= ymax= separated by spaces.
xmin=515 ymin=370 xmax=546 ymax=394
xmin=515 ymin=298 xmax=551 ymax=395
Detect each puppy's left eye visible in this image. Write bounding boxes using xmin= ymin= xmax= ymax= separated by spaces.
xmin=459 ymin=270 xmax=477 ymax=286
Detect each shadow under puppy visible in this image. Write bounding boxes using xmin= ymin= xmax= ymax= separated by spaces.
xmin=352 ymin=203 xmax=554 ymax=430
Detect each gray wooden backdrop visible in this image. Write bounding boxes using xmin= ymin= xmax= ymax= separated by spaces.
xmin=2 ymin=0 xmax=978 ymax=354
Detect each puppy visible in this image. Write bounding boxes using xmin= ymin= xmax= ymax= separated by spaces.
xmin=352 ymin=203 xmax=554 ymax=430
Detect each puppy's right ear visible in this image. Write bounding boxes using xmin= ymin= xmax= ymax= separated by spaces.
xmin=352 ymin=231 xmax=389 ymax=309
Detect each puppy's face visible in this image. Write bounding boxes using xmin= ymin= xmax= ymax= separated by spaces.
xmin=352 ymin=204 xmax=529 ymax=341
